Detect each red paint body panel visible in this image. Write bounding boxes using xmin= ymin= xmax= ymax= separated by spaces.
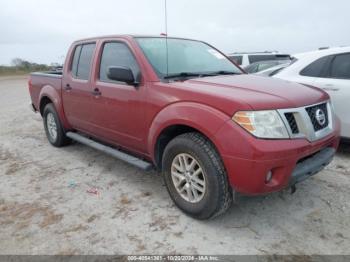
xmin=214 ymin=118 xmax=340 ymax=194
xmin=188 ymin=75 xmax=329 ymax=110
xmin=28 ymin=35 xmax=340 ymax=195
xmin=147 ymin=101 xmax=230 ymax=159
xmin=29 ymin=75 xmax=71 ymax=129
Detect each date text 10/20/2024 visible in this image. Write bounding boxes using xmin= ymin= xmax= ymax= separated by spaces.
xmin=127 ymin=255 xmax=219 ymax=261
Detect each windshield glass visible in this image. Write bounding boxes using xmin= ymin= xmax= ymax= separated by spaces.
xmin=136 ymin=37 xmax=242 ymax=78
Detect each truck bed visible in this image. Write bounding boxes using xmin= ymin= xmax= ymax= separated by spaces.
xmin=31 ymin=71 xmax=63 ymax=78
xmin=29 ymin=71 xmax=63 ymax=112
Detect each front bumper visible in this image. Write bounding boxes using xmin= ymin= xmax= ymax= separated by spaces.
xmin=214 ymin=118 xmax=340 ymax=195
xmin=289 ymin=147 xmax=335 ymax=187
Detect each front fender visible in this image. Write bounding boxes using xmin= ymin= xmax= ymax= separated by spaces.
xmin=39 ymin=85 xmax=71 ymax=129
xmin=147 ymin=102 xmax=230 ymax=162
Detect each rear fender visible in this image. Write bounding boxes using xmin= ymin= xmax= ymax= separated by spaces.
xmin=39 ymin=85 xmax=71 ymax=130
xmin=147 ymin=102 xmax=230 ymax=163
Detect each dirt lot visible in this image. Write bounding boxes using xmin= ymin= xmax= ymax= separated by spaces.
xmin=0 ymin=76 xmax=349 ymax=255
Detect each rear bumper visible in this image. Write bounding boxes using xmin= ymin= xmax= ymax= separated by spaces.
xmin=214 ymin=119 xmax=340 ymax=195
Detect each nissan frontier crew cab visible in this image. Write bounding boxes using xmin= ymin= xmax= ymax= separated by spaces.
xmin=28 ymin=35 xmax=340 ymax=219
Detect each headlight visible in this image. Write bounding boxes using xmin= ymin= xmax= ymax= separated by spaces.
xmin=232 ymin=110 xmax=289 ymax=139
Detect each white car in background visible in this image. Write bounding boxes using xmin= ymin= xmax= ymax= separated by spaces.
xmin=255 ymin=62 xmax=291 ymax=77
xmin=227 ymin=52 xmax=291 ymax=67
xmin=274 ymin=47 xmax=350 ymax=139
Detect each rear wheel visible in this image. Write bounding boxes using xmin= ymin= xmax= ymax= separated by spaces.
xmin=162 ymin=132 xmax=232 ymax=219
xmin=43 ymin=103 xmax=71 ymax=147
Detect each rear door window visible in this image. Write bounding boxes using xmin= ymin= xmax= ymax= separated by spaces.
xmin=300 ymin=56 xmax=332 ymax=77
xmin=329 ymin=53 xmax=350 ymax=79
xmin=71 ymin=45 xmax=82 ymax=77
xmin=76 ymin=44 xmax=96 ymax=80
xmin=71 ymin=43 xmax=96 ymax=80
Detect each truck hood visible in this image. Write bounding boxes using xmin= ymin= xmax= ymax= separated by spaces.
xmin=169 ymin=74 xmax=329 ymax=113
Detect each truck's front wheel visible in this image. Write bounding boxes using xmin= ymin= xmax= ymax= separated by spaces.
xmin=162 ymin=132 xmax=232 ymax=219
xmin=43 ymin=103 xmax=71 ymax=147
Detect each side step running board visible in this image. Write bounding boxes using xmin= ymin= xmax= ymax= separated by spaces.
xmin=66 ymin=132 xmax=153 ymax=171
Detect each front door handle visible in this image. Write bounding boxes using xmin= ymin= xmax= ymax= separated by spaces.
xmin=92 ymin=88 xmax=102 ymax=97
xmin=64 ymin=84 xmax=72 ymax=91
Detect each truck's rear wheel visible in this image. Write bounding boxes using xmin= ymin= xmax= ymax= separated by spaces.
xmin=162 ymin=132 xmax=232 ymax=219
xmin=43 ymin=103 xmax=70 ymax=147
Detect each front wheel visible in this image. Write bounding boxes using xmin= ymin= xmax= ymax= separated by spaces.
xmin=162 ymin=132 xmax=232 ymax=219
xmin=43 ymin=103 xmax=71 ymax=147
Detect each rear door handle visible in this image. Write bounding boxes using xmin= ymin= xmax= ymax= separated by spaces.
xmin=64 ymin=84 xmax=72 ymax=91
xmin=92 ymin=88 xmax=102 ymax=97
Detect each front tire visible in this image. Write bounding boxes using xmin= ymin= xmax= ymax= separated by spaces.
xmin=43 ymin=103 xmax=70 ymax=147
xmin=162 ymin=132 xmax=232 ymax=219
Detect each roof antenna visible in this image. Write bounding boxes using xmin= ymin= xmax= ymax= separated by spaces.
xmin=164 ymin=0 xmax=169 ymax=76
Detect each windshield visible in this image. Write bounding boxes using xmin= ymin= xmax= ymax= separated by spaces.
xmin=136 ymin=37 xmax=243 ymax=78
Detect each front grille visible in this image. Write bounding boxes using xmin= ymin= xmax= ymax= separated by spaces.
xmin=285 ymin=113 xmax=299 ymax=134
xmin=305 ymin=103 xmax=329 ymax=132
xmin=278 ymin=101 xmax=332 ymax=142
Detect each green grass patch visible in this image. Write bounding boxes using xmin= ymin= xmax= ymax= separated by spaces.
xmin=0 ymin=67 xmax=49 ymax=77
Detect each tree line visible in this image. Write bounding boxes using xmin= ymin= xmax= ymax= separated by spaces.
xmin=0 ymin=58 xmax=57 ymax=76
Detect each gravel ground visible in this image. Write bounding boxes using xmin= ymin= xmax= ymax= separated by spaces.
xmin=0 ymin=76 xmax=349 ymax=255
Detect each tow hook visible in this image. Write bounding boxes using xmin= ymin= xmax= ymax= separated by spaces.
xmin=291 ymin=185 xmax=297 ymax=194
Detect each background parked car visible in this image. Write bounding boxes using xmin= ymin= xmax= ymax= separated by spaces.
xmin=50 ymin=65 xmax=63 ymax=72
xmin=255 ymin=62 xmax=292 ymax=77
xmin=244 ymin=60 xmax=290 ymax=74
xmin=227 ymin=52 xmax=291 ymax=67
xmin=274 ymin=46 xmax=350 ymax=139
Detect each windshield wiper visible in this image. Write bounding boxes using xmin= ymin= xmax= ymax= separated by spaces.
xmin=207 ymin=70 xmax=240 ymax=75
xmin=163 ymin=72 xmax=205 ymax=79
xmin=163 ymin=70 xmax=240 ymax=80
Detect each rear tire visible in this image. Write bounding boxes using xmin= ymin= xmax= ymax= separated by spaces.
xmin=43 ymin=103 xmax=71 ymax=147
xmin=162 ymin=132 xmax=232 ymax=219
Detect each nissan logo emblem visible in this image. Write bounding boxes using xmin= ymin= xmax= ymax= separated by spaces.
xmin=315 ymin=109 xmax=326 ymax=126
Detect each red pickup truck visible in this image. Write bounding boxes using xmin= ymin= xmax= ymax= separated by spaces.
xmin=28 ymin=35 xmax=340 ymax=219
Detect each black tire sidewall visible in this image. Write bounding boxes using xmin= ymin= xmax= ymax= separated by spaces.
xmin=163 ymin=135 xmax=223 ymax=219
xmin=43 ymin=104 xmax=65 ymax=147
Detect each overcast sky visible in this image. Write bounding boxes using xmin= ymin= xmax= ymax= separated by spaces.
xmin=0 ymin=0 xmax=349 ymax=65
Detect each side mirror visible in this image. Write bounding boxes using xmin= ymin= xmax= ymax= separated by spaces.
xmin=107 ymin=66 xmax=139 ymax=86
